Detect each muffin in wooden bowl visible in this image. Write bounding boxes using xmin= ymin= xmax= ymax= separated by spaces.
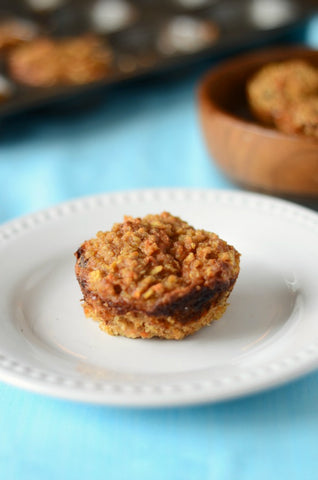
xmin=198 ymin=46 xmax=318 ymax=199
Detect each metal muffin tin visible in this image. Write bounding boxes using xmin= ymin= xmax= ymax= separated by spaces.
xmin=0 ymin=0 xmax=316 ymax=116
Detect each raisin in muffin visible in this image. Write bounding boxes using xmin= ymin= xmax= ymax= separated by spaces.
xmin=75 ymin=212 xmax=240 ymax=340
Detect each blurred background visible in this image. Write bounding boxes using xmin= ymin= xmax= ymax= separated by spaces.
xmin=0 ymin=0 xmax=317 ymax=224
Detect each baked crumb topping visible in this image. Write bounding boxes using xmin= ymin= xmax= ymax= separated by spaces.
xmin=276 ymin=96 xmax=318 ymax=138
xmin=247 ymin=59 xmax=318 ymax=126
xmin=76 ymin=212 xmax=239 ymax=308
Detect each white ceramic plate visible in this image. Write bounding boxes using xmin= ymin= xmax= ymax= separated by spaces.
xmin=0 ymin=188 xmax=318 ymax=407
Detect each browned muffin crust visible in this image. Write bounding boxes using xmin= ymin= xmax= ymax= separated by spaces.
xmin=0 ymin=19 xmax=38 ymax=52
xmin=275 ymin=96 xmax=318 ymax=139
xmin=8 ymin=35 xmax=112 ymax=87
xmin=75 ymin=212 xmax=240 ymax=339
xmin=247 ymin=60 xmax=318 ymax=125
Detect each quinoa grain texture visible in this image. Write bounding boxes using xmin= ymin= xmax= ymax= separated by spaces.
xmin=75 ymin=212 xmax=240 ymax=340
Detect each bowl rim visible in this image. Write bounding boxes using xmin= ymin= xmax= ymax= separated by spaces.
xmin=198 ymin=45 xmax=318 ymax=145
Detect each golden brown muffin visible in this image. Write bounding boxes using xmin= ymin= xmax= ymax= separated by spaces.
xmin=75 ymin=212 xmax=240 ymax=340
xmin=8 ymin=38 xmax=59 ymax=87
xmin=275 ymin=96 xmax=318 ymax=139
xmin=58 ymin=36 xmax=112 ymax=85
xmin=247 ymin=60 xmax=318 ymax=125
xmin=0 ymin=19 xmax=38 ymax=52
xmin=7 ymin=35 xmax=112 ymax=87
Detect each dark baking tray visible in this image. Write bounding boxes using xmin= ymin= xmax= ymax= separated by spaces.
xmin=0 ymin=0 xmax=316 ymax=117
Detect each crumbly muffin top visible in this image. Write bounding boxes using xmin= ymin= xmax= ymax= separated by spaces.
xmin=247 ymin=60 xmax=318 ymax=123
xmin=276 ymin=97 xmax=318 ymax=139
xmin=8 ymin=35 xmax=111 ymax=87
xmin=76 ymin=212 xmax=240 ymax=308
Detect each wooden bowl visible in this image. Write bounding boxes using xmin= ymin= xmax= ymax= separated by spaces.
xmin=198 ymin=46 xmax=318 ymax=198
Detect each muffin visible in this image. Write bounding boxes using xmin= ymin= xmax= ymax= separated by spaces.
xmin=8 ymin=38 xmax=60 ymax=87
xmin=57 ymin=35 xmax=112 ymax=86
xmin=75 ymin=212 xmax=240 ymax=340
xmin=0 ymin=18 xmax=38 ymax=52
xmin=247 ymin=60 xmax=318 ymax=125
xmin=7 ymin=35 xmax=112 ymax=87
xmin=275 ymin=96 xmax=318 ymax=139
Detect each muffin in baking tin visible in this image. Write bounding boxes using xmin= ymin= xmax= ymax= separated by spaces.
xmin=8 ymin=35 xmax=112 ymax=87
xmin=0 ymin=18 xmax=38 ymax=52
